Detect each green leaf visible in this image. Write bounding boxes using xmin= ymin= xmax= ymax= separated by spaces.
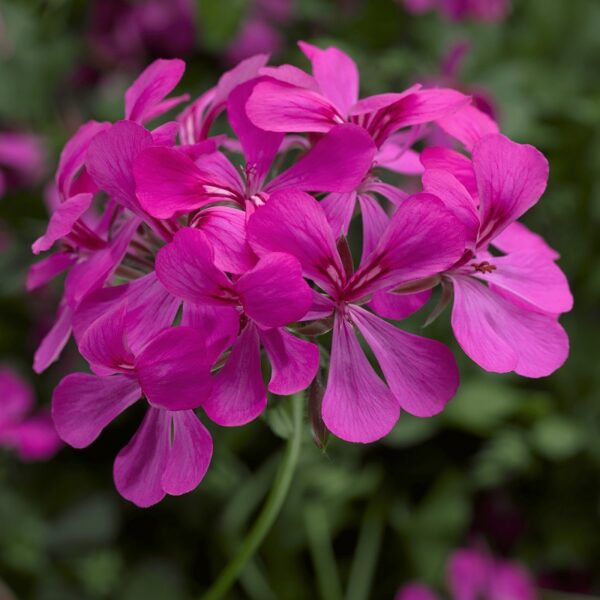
xmin=531 ymin=415 xmax=586 ymax=461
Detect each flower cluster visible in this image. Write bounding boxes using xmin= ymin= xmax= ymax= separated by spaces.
xmin=29 ymin=43 xmax=572 ymax=506
xmin=401 ymin=0 xmax=510 ymax=22
xmin=0 ymin=366 xmax=61 ymax=461
xmin=397 ymin=547 xmax=537 ymax=600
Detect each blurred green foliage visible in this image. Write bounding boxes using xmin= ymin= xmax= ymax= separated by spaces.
xmin=0 ymin=0 xmax=599 ymax=598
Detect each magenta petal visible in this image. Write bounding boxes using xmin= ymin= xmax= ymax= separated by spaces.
xmin=151 ymin=121 xmax=180 ymax=147
xmin=474 ymin=252 xmax=573 ymax=314
xmin=376 ymin=143 xmax=423 ymax=175
xmin=267 ymin=124 xmax=376 ymax=194
xmin=490 ymin=560 xmax=537 ymax=600
xmin=351 ymin=306 xmax=459 ymax=416
xmin=113 ymin=407 xmax=170 ymax=507
xmin=321 ymin=191 xmax=357 ymax=238
xmin=27 ymin=252 xmax=76 ymax=291
xmin=348 ymin=194 xmax=466 ymax=299
xmin=134 ymin=146 xmax=210 ymax=219
xmin=422 ymin=169 xmax=479 ymax=247
xmin=33 ymin=303 xmax=73 ymax=374
xmin=369 ymin=289 xmax=432 ymax=320
xmin=79 ymin=302 xmax=134 ymax=372
xmin=73 ymin=272 xmax=181 ymax=356
xmin=161 ymin=411 xmax=213 ymax=496
xmin=4 ymin=414 xmax=62 ymax=461
xmin=125 ymin=58 xmax=186 ymax=123
xmin=298 ymin=41 xmax=359 ymax=115
xmin=236 ymin=253 xmax=313 ymax=328
xmin=451 ymin=275 xmax=569 ymax=377
xmin=395 ymin=583 xmax=440 ymax=600
xmin=56 ymin=121 xmax=111 ymax=199
xmin=182 ymin=303 xmax=240 ymax=363
xmin=436 ymin=105 xmax=499 ymax=151
xmin=135 ymin=327 xmax=214 ymax=411
xmin=259 ymin=65 xmax=319 ymax=89
xmin=420 ymin=147 xmax=478 ymax=199
xmin=492 ymin=221 xmax=560 ymax=261
xmin=86 ymin=121 xmax=153 ymax=214
xmin=447 ymin=548 xmax=489 ymax=600
xmin=357 ymin=193 xmax=390 ymax=260
xmin=322 ymin=315 xmax=399 ymax=443
xmin=155 ymin=228 xmax=234 ymax=305
xmin=203 ymin=323 xmax=266 ymax=426
xmin=474 ymin=134 xmax=549 ymax=244
xmin=227 ymin=79 xmax=283 ymax=182
xmin=261 ymin=327 xmax=320 ymax=395
xmin=194 ymin=207 xmax=256 ymax=274
xmin=52 ymin=373 xmax=140 ymax=448
xmin=32 ymin=193 xmax=93 ymax=254
xmin=246 ymin=80 xmax=341 ymax=133
xmin=0 ymin=367 xmax=34 ymax=428
xmin=247 ymin=189 xmax=345 ymax=294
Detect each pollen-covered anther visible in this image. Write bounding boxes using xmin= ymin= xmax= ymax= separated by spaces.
xmin=471 ymin=260 xmax=497 ymax=274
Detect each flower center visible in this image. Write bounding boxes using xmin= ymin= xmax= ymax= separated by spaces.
xmin=471 ymin=260 xmax=497 ymax=274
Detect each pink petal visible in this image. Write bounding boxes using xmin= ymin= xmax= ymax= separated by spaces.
xmin=0 ymin=367 xmax=34 ymax=428
xmin=79 ymin=302 xmax=134 ymax=372
xmin=259 ymin=65 xmax=319 ymax=90
xmin=357 ymin=193 xmax=390 ymax=261
xmin=298 ymin=41 xmax=359 ymax=115
xmin=203 ymin=323 xmax=266 ymax=426
xmin=113 ymin=407 xmax=170 ymax=507
xmin=52 ymin=373 xmax=140 ymax=448
xmin=3 ymin=413 xmax=62 ymax=461
xmin=246 ymin=80 xmax=342 ymax=133
xmin=436 ymin=105 xmax=499 ymax=151
xmin=32 ymin=193 xmax=93 ymax=254
xmin=450 ymin=275 xmax=569 ymax=377
xmin=260 ymin=327 xmax=320 ymax=395
xmin=350 ymin=306 xmax=459 ymax=416
xmin=376 ymin=146 xmax=424 ymax=175
xmin=492 ymin=221 xmax=560 ymax=261
xmin=395 ymin=583 xmax=440 ymax=600
xmin=27 ymin=252 xmax=76 ymax=291
xmin=155 ymin=228 xmax=234 ymax=305
xmin=135 ymin=326 xmax=214 ymax=411
xmin=322 ymin=315 xmax=399 ymax=443
xmin=347 ymin=194 xmax=466 ymax=300
xmin=369 ymin=289 xmax=432 ymax=320
xmin=227 ymin=79 xmax=283 ymax=182
xmin=56 ymin=121 xmax=110 ymax=199
xmin=474 ymin=134 xmax=549 ymax=244
xmin=422 ymin=169 xmax=479 ymax=247
xmin=161 ymin=410 xmax=213 ymax=496
xmin=420 ymin=147 xmax=478 ymax=199
xmin=490 ymin=560 xmax=537 ymax=600
xmin=247 ymin=189 xmax=345 ymax=294
xmin=473 ymin=252 xmax=573 ymax=314
xmin=447 ymin=548 xmax=489 ymax=600
xmin=64 ymin=217 xmax=140 ymax=308
xmin=182 ymin=303 xmax=240 ymax=362
xmin=267 ymin=124 xmax=376 ymax=194
xmin=125 ymin=58 xmax=186 ymax=123
xmin=33 ymin=303 xmax=73 ymax=374
xmin=236 ymin=253 xmax=313 ymax=328
xmin=321 ymin=191 xmax=357 ymax=238
xmin=151 ymin=121 xmax=180 ymax=146
xmin=73 ymin=272 xmax=181 ymax=356
xmin=348 ymin=87 xmax=421 ymax=116
xmin=194 ymin=206 xmax=257 ymax=274
xmin=86 ymin=121 xmax=153 ymax=214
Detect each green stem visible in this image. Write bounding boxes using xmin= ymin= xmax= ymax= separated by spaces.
xmin=345 ymin=499 xmax=385 ymax=600
xmin=201 ymin=394 xmax=304 ymax=600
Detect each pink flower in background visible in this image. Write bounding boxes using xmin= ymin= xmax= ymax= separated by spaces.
xmin=402 ymin=0 xmax=510 ymax=22
xmin=0 ymin=366 xmax=61 ymax=461
xmin=396 ymin=547 xmax=537 ymax=600
xmin=87 ymin=0 xmax=196 ymax=67
xmin=0 ymin=132 xmax=45 ymax=199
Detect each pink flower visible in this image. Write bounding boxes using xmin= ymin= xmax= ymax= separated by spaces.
xmin=0 ymin=366 xmax=61 ymax=461
xmin=0 ymin=132 xmax=45 ymax=199
xmin=422 ymin=133 xmax=573 ymax=377
xmin=247 ymin=189 xmax=465 ymax=442
xmin=402 ymin=0 xmax=510 ymax=22
xmin=155 ymin=228 xmax=318 ymax=426
xmin=245 ymin=41 xmax=470 ymax=147
xmin=52 ymin=303 xmax=214 ymax=507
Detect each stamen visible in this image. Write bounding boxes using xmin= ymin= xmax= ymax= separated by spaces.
xmin=471 ymin=260 xmax=497 ymax=274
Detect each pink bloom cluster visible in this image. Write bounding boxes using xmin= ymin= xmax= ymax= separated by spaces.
xmin=29 ymin=43 xmax=571 ymax=506
xmin=0 ymin=366 xmax=61 ymax=461
xmin=0 ymin=131 xmax=45 ymax=199
xmin=402 ymin=0 xmax=510 ymax=21
xmin=397 ymin=547 xmax=537 ymax=600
